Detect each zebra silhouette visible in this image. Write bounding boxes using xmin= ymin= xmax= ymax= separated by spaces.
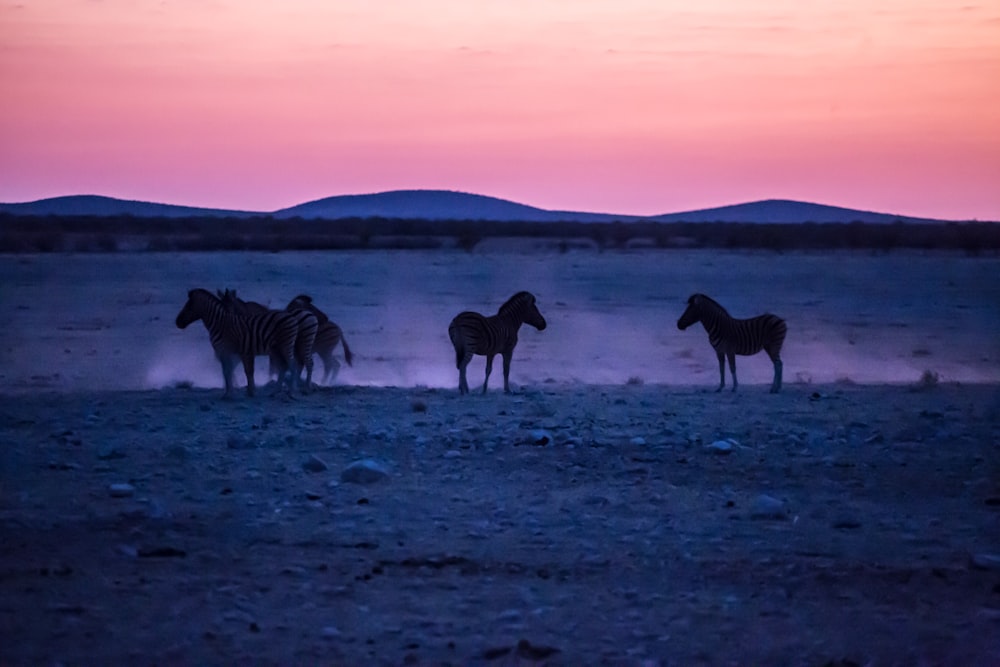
xmin=286 ymin=294 xmax=354 ymax=384
xmin=448 ymin=291 xmax=547 ymax=394
xmin=217 ymin=290 xmax=319 ymax=391
xmin=677 ymin=293 xmax=787 ymax=393
xmin=175 ymin=288 xmax=302 ymax=397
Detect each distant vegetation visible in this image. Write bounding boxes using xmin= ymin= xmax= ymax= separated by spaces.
xmin=0 ymin=213 xmax=997 ymax=254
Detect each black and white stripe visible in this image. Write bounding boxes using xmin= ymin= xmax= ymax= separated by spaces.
xmin=218 ymin=290 xmax=319 ymax=391
xmin=448 ymin=291 xmax=547 ymax=394
xmin=286 ymin=294 xmax=354 ymax=384
xmin=677 ymin=293 xmax=787 ymax=393
xmin=175 ymin=288 xmax=302 ymax=397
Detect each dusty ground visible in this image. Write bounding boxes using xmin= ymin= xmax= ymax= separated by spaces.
xmin=2 ymin=382 xmax=999 ymax=665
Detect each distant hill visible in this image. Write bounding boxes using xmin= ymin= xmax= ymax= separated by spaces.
xmin=649 ymin=199 xmax=940 ymax=224
xmin=0 ymin=190 xmax=974 ymax=224
xmin=0 ymin=195 xmax=257 ymax=218
xmin=273 ymin=190 xmax=626 ymax=222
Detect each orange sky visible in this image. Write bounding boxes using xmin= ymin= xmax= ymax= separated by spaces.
xmin=1 ymin=1 xmax=998 ymax=219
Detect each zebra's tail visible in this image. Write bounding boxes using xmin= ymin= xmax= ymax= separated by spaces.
xmin=341 ymin=334 xmax=354 ymax=367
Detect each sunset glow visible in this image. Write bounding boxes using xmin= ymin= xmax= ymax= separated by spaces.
xmin=2 ymin=1 xmax=998 ymax=219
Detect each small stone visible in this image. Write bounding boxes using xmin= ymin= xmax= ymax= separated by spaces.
xmin=529 ymin=430 xmax=554 ymax=446
xmin=443 ymin=450 xmax=462 ymax=459
xmin=750 ymin=494 xmax=787 ymax=520
xmin=341 ymin=459 xmax=389 ymax=485
xmin=97 ymin=445 xmax=126 ymax=460
xmin=707 ymin=440 xmax=734 ymax=454
xmin=630 ymin=436 xmax=647 ymax=446
xmin=108 ymin=483 xmax=135 ymax=498
xmin=302 ymin=455 xmax=329 ymax=473
xmin=117 ymin=544 xmax=138 ymax=558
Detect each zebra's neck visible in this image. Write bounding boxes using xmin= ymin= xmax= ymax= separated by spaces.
xmin=200 ymin=300 xmax=237 ymax=343
xmin=700 ymin=307 xmax=730 ymax=335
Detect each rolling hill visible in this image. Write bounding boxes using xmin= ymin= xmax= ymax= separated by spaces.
xmin=0 ymin=190 xmax=968 ymax=224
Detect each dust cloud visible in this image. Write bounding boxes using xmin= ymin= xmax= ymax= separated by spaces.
xmin=1 ymin=250 xmax=997 ymax=393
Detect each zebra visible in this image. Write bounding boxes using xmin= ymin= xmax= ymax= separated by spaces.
xmin=448 ymin=291 xmax=547 ymax=394
xmin=286 ymin=294 xmax=354 ymax=384
xmin=218 ymin=290 xmax=319 ymax=391
xmin=676 ymin=293 xmax=787 ymax=393
xmin=175 ymin=288 xmax=302 ymax=397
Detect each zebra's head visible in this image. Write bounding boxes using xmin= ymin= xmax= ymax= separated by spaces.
xmin=501 ymin=291 xmax=547 ymax=331
xmin=176 ymin=288 xmax=215 ymax=329
xmin=677 ymin=293 xmax=708 ymax=330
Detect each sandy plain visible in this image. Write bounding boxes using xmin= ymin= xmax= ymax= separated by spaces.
xmin=1 ymin=248 xmax=998 ymax=665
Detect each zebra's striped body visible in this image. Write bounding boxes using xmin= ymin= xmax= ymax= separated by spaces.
xmin=175 ymin=288 xmax=301 ymax=397
xmin=677 ymin=293 xmax=787 ymax=393
xmin=286 ymin=295 xmax=354 ymax=384
xmin=448 ymin=291 xmax=547 ymax=394
xmin=218 ymin=290 xmax=319 ymax=392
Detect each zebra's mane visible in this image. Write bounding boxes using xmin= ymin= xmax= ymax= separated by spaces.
xmin=190 ymin=287 xmax=221 ymax=305
xmin=692 ymin=293 xmax=730 ymax=316
xmin=498 ymin=291 xmax=535 ymax=315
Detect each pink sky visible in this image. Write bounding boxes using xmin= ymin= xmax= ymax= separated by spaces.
xmin=2 ymin=1 xmax=999 ymax=219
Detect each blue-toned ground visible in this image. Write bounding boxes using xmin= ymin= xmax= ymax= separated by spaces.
xmin=1 ymin=249 xmax=999 ymax=664
xmin=1 ymin=383 xmax=998 ymax=664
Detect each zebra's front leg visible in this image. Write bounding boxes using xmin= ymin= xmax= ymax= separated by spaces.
xmin=242 ymin=355 xmax=256 ymax=397
xmin=501 ymin=350 xmax=513 ymax=394
xmin=482 ymin=354 xmax=494 ymax=394
xmin=728 ymin=353 xmax=738 ymax=392
xmin=219 ymin=355 xmax=236 ymax=398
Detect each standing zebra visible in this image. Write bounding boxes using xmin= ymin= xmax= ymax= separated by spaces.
xmin=677 ymin=293 xmax=787 ymax=393
xmin=286 ymin=294 xmax=354 ymax=384
xmin=175 ymin=288 xmax=302 ymax=397
xmin=448 ymin=291 xmax=547 ymax=395
xmin=218 ymin=290 xmax=319 ymax=392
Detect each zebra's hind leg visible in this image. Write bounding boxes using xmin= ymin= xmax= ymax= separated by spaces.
xmin=482 ymin=354 xmax=494 ymax=394
xmin=728 ymin=353 xmax=738 ymax=392
xmin=219 ymin=355 xmax=237 ymax=399
xmin=715 ymin=351 xmax=726 ymax=392
xmin=320 ymin=351 xmax=339 ymax=384
xmin=457 ymin=353 xmax=472 ymax=394
xmin=301 ymin=355 xmax=314 ymax=394
xmin=770 ymin=356 xmax=783 ymax=393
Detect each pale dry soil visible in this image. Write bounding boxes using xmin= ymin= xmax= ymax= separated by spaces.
xmin=2 ymin=382 xmax=999 ymax=665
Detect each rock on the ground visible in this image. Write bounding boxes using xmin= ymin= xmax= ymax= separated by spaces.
xmin=341 ymin=459 xmax=390 ymax=484
xmin=750 ymin=493 xmax=787 ymax=519
xmin=108 ymin=483 xmax=135 ymax=498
